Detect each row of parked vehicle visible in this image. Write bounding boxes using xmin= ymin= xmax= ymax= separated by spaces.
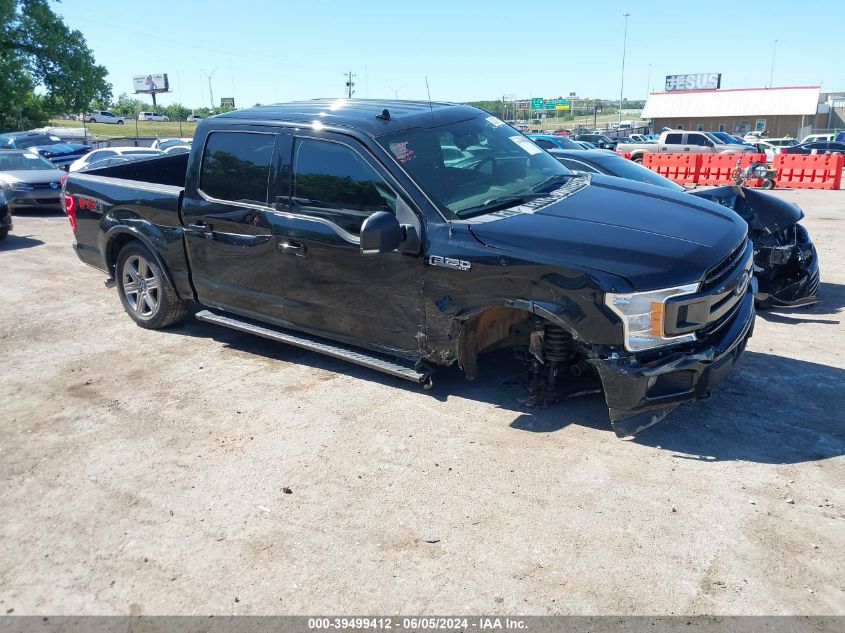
xmin=79 ymin=111 xmax=205 ymax=124
xmin=0 ymin=132 xmax=195 ymax=243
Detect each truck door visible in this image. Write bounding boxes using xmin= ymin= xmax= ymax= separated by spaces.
xmin=181 ymin=128 xmax=288 ymax=321
xmin=268 ymin=132 xmax=425 ymax=356
xmin=660 ymin=132 xmax=683 ymax=152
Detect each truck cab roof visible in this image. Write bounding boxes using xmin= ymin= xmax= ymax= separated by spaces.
xmin=214 ymin=99 xmax=480 ymax=137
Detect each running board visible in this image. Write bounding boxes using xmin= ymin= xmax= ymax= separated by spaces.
xmin=195 ymin=309 xmax=431 ymax=385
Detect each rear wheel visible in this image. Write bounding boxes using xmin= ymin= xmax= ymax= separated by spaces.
xmin=117 ymin=120 xmax=124 ymax=125
xmin=0 ymin=227 xmax=8 ymax=241
xmin=632 ymin=155 xmax=643 ymax=164
xmin=115 ymin=241 xmax=189 ymax=329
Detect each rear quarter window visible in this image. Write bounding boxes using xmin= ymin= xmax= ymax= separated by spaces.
xmin=199 ymin=131 xmax=275 ymax=204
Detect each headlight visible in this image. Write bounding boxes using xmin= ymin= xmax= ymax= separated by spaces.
xmin=605 ymin=283 xmax=700 ymax=352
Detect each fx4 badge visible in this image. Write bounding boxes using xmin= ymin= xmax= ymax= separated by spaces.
xmin=428 ymin=255 xmax=471 ymax=271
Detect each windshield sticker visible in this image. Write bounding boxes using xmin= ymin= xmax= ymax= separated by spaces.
xmin=389 ymin=141 xmax=415 ymax=164
xmin=23 ymin=154 xmax=39 ymax=160
xmin=49 ymin=136 xmax=62 ymax=141
xmin=485 ymin=116 xmax=505 ymax=128
xmin=509 ymin=135 xmax=543 ymax=155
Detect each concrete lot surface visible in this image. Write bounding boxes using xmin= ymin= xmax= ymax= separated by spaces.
xmin=0 ymin=190 xmax=843 ymax=615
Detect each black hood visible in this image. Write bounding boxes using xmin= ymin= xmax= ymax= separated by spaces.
xmin=689 ymin=186 xmax=803 ymax=234
xmin=468 ymin=174 xmax=747 ymax=291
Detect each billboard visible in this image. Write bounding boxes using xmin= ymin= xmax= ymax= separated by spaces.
xmin=664 ymin=73 xmax=721 ymax=92
xmin=133 ymin=73 xmax=170 ymax=94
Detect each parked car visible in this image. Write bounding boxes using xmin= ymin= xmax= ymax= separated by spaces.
xmin=187 ymin=114 xmax=203 ymax=122
xmin=617 ymin=131 xmax=755 ymax=162
xmin=87 ymin=110 xmax=125 ymax=125
xmin=0 ymin=132 xmax=91 ymax=170
xmin=548 ymin=148 xmax=819 ymax=308
xmin=628 ymin=134 xmax=656 ymax=143
xmin=64 ymin=100 xmax=756 ymax=438
xmin=575 ymin=141 xmax=598 ymax=149
xmin=526 ymin=134 xmax=583 ymax=150
xmin=68 ymin=147 xmax=165 ymax=172
xmin=574 ymin=134 xmax=616 ymax=150
xmin=0 ymin=191 xmax=11 ymax=240
xmin=801 ymin=133 xmax=836 ymax=143
xmin=138 ymin=112 xmax=170 ymax=122
xmin=150 ymin=138 xmax=192 ymax=151
xmin=0 ymin=150 xmax=65 ymax=212
xmin=780 ymin=141 xmax=845 ymax=155
xmin=751 ymin=138 xmax=800 ymax=161
xmin=708 ymin=131 xmax=756 ymax=149
xmin=743 ymin=131 xmax=767 ymax=142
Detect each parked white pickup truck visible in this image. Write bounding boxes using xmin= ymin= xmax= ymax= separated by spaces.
xmin=617 ymin=131 xmax=756 ymax=162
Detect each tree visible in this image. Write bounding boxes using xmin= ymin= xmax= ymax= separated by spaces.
xmin=0 ymin=0 xmax=112 ymax=131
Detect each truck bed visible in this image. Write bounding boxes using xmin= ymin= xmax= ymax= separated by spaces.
xmin=66 ymin=152 xmax=193 ymax=298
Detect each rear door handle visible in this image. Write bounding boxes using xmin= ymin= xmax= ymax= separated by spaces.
xmin=278 ymin=240 xmax=306 ymax=257
xmin=188 ymin=221 xmax=212 ymax=232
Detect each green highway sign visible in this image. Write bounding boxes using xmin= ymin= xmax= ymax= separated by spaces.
xmin=545 ymin=98 xmax=570 ymax=110
xmin=530 ymin=98 xmax=544 ymax=110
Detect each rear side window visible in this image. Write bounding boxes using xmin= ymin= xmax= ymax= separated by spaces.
xmin=664 ymin=133 xmax=682 ymax=144
xmin=200 ymin=132 xmax=274 ymax=204
xmin=533 ymin=139 xmax=555 ymax=149
xmin=291 ymin=138 xmax=396 ymax=236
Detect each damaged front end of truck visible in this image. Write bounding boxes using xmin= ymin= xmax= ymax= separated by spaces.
xmin=690 ymin=186 xmax=820 ymax=308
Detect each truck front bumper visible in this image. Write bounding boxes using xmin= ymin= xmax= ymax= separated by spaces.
xmin=592 ymin=287 xmax=756 ymax=437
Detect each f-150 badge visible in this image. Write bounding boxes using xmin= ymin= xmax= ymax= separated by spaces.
xmin=428 ymin=255 xmax=471 ymax=271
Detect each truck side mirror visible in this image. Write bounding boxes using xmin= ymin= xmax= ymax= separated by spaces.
xmin=360 ymin=211 xmax=402 ymax=255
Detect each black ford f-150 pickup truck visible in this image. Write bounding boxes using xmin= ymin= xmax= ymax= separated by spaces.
xmin=64 ymin=99 xmax=755 ymax=437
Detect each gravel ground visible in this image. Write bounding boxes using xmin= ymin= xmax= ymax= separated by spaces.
xmin=0 ymin=190 xmax=843 ymax=615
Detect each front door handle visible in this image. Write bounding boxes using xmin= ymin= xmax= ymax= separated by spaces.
xmin=278 ymin=240 xmax=306 ymax=257
xmin=188 ymin=221 xmax=212 ymax=237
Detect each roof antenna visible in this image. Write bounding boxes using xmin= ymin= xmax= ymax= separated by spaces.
xmin=425 ymin=76 xmax=433 ymax=113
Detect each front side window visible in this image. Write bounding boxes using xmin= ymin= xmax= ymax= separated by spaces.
xmin=685 ymin=134 xmax=708 ymax=146
xmin=292 ymin=138 xmax=396 ymax=236
xmin=377 ymin=114 xmax=572 ymax=219
xmin=200 ymin=131 xmax=274 ymax=204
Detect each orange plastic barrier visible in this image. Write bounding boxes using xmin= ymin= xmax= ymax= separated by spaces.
xmin=643 ymin=153 xmax=701 ymax=184
xmin=617 ymin=150 xmax=632 ymax=160
xmin=773 ymin=153 xmax=844 ymax=189
xmin=698 ymin=153 xmax=768 ymax=187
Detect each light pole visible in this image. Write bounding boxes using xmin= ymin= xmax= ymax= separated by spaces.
xmin=769 ymin=39 xmax=778 ymax=88
xmin=619 ymin=11 xmax=631 ymax=124
xmin=201 ymin=68 xmax=218 ymax=111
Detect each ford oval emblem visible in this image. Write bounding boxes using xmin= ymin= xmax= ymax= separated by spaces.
xmin=50 ymin=182 xmax=59 ymax=189
xmin=735 ymin=271 xmax=749 ymax=296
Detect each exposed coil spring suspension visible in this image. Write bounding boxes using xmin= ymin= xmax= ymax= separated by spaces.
xmin=543 ymin=324 xmax=576 ymax=388
xmin=544 ymin=324 xmax=576 ymax=362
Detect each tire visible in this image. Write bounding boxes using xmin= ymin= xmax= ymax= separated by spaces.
xmin=762 ymin=179 xmax=775 ymax=190
xmin=117 ymin=120 xmax=124 ymax=125
xmin=632 ymin=156 xmax=643 ymax=164
xmin=89 ymin=118 xmax=97 ymax=124
xmin=115 ymin=241 xmax=189 ymax=329
xmin=0 ymin=227 xmax=8 ymax=241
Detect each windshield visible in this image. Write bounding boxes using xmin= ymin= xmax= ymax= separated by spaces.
xmin=14 ymin=135 xmax=63 ymax=149
xmin=594 ymin=155 xmax=685 ymax=191
xmin=0 ymin=152 xmax=57 ymax=171
xmin=377 ymin=115 xmax=573 ymax=218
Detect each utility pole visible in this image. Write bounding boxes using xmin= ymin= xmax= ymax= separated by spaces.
xmin=345 ymin=71 xmax=356 ymax=98
xmin=769 ymin=39 xmax=778 ymax=88
xmin=201 ymin=68 xmax=218 ymax=111
xmin=619 ymin=12 xmax=631 ymax=124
